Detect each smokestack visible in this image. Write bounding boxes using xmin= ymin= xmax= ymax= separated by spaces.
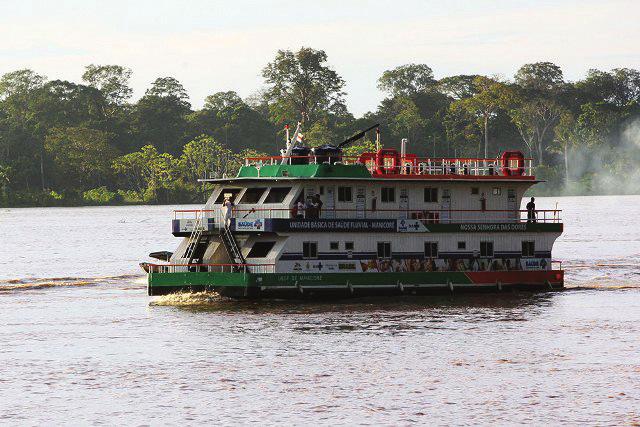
xmin=401 ymin=138 xmax=408 ymax=160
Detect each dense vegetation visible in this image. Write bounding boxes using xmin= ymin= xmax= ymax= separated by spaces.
xmin=1 ymin=47 xmax=640 ymax=206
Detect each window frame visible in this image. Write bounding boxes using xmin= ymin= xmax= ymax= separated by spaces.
xmin=377 ymin=241 xmax=392 ymax=259
xmin=337 ymin=186 xmax=353 ymax=203
xmin=263 ymin=187 xmax=292 ymax=203
xmin=246 ymin=241 xmax=276 ymax=258
xmin=480 ymin=241 xmax=494 ymax=258
xmin=424 ymin=187 xmax=438 ymax=203
xmin=302 ymin=241 xmax=318 ymax=259
xmin=457 ymin=241 xmax=466 ymax=250
xmin=330 ymin=241 xmax=339 ymax=251
xmin=381 ymin=187 xmax=396 ymax=203
xmin=345 ymin=241 xmax=354 ymax=251
xmin=522 ymin=240 xmax=535 ymax=258
xmin=424 ymin=241 xmax=438 ymax=258
xmin=239 ymin=187 xmax=267 ymax=204
xmin=471 ymin=187 xmax=479 ymax=195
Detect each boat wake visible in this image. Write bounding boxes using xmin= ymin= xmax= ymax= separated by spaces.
xmin=149 ymin=291 xmax=226 ymax=307
xmin=0 ymin=274 xmax=146 ymax=292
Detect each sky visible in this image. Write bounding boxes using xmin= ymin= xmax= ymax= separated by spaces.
xmin=1 ymin=0 xmax=639 ymax=116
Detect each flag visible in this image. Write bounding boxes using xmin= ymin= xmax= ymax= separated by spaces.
xmin=296 ymin=133 xmax=304 ymax=143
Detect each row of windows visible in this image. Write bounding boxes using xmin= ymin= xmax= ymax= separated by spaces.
xmin=216 ymin=187 xmax=293 ymax=204
xmin=296 ymin=241 xmax=537 ymax=259
xmin=223 ymin=185 xmax=511 ymax=205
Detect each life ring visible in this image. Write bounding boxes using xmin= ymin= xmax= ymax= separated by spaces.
xmin=501 ymin=151 xmax=525 ymax=176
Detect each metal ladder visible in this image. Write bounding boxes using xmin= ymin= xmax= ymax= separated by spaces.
xmin=182 ymin=215 xmax=204 ymax=264
xmin=220 ymin=224 xmax=247 ymax=271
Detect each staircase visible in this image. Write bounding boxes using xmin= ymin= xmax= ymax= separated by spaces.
xmin=220 ymin=224 xmax=247 ymax=271
xmin=181 ymin=215 xmax=205 ymax=264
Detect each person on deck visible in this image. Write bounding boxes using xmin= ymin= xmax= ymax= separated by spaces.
xmin=313 ymin=194 xmax=323 ymax=218
xmin=296 ymin=200 xmax=305 ymax=219
xmin=526 ymin=197 xmax=537 ymax=223
xmin=222 ymin=196 xmax=234 ymax=226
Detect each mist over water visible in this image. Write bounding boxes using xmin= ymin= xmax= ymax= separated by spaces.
xmin=1 ymin=196 xmax=640 ymax=424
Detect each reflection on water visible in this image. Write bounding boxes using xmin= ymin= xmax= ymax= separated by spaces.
xmin=2 ymin=196 xmax=640 ymax=424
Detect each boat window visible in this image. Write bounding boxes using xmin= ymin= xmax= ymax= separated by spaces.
xmin=215 ymin=188 xmax=241 ymax=203
xmin=424 ymin=187 xmax=438 ymax=203
xmin=480 ymin=241 xmax=494 ymax=257
xmin=330 ymin=241 xmax=339 ymax=250
xmin=247 ymin=241 xmax=276 ymax=258
xmin=381 ymin=187 xmax=395 ymax=203
xmin=471 ymin=187 xmax=479 ymax=195
xmin=522 ymin=241 xmax=535 ymax=257
xmin=337 ymin=187 xmax=353 ymax=202
xmin=458 ymin=241 xmax=466 ymax=250
xmin=345 ymin=242 xmax=354 ymax=251
xmin=303 ymin=241 xmax=318 ymax=259
xmin=377 ymin=242 xmax=391 ymax=259
xmin=264 ymin=187 xmax=292 ymax=203
xmin=240 ymin=187 xmax=267 ymax=204
xmin=424 ymin=242 xmax=438 ymax=258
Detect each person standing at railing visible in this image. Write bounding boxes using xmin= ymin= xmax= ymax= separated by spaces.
xmin=296 ymin=200 xmax=305 ymax=219
xmin=222 ymin=196 xmax=234 ymax=226
xmin=526 ymin=197 xmax=537 ymax=223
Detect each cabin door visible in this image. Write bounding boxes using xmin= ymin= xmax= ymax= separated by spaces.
xmin=399 ymin=188 xmax=409 ymax=219
xmin=507 ymin=189 xmax=517 ymax=222
xmin=324 ymin=186 xmax=335 ymax=218
xmin=355 ymin=186 xmax=366 ymax=218
xmin=440 ymin=189 xmax=451 ymax=223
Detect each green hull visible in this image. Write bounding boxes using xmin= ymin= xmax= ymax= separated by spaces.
xmin=148 ymin=270 xmax=563 ymax=298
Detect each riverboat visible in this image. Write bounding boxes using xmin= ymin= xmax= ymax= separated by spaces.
xmin=145 ymin=125 xmax=563 ymax=298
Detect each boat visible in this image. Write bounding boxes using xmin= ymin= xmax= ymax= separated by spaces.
xmin=145 ymin=124 xmax=563 ymax=298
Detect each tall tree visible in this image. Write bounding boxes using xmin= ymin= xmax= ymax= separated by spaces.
xmin=378 ymin=64 xmax=436 ymax=97
xmin=515 ymin=62 xmax=564 ymax=94
xmin=82 ymin=65 xmax=133 ymax=108
xmin=510 ymin=98 xmax=565 ymax=164
xmin=451 ymin=76 xmax=512 ymax=158
xmin=437 ymin=75 xmax=480 ymax=100
xmin=134 ymin=77 xmax=191 ymax=154
xmin=261 ymin=47 xmax=346 ymax=125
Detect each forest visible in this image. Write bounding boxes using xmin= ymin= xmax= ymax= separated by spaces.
xmin=1 ymin=47 xmax=640 ymax=207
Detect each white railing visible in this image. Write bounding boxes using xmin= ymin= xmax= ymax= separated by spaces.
xmin=173 ymin=208 xmax=561 ymax=227
xmin=245 ymin=155 xmax=535 ymax=177
xmin=148 ymin=263 xmax=276 ymax=274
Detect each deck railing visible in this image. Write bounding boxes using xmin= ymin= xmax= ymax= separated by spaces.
xmin=244 ymin=155 xmax=535 ymax=177
xmin=148 ymin=263 xmax=276 ymax=274
xmin=173 ymin=208 xmax=562 ymax=225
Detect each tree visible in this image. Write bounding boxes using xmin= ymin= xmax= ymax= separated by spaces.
xmin=134 ymin=77 xmax=191 ymax=154
xmin=391 ymin=97 xmax=426 ymax=143
xmin=577 ymin=68 xmax=640 ymax=107
xmin=550 ymin=111 xmax=579 ymax=184
xmin=510 ymin=98 xmax=565 ymax=164
xmin=451 ymin=76 xmax=513 ymax=158
xmin=438 ymin=75 xmax=480 ymax=100
xmin=262 ymin=47 xmax=346 ymax=124
xmin=82 ymin=64 xmax=133 ymax=107
xmin=44 ymin=127 xmax=117 ymax=190
xmin=515 ymin=62 xmax=564 ymax=94
xmin=378 ymin=64 xmax=436 ymax=97
xmin=179 ymin=135 xmax=234 ymax=182
xmin=112 ymin=145 xmax=178 ymax=202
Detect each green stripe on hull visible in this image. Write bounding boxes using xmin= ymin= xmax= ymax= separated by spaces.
xmin=148 ymin=271 xmax=473 ymax=291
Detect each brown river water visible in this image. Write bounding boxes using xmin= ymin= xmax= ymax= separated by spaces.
xmin=1 ymin=195 xmax=639 ymax=425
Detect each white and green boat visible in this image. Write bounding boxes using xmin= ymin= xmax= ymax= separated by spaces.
xmin=145 ymin=126 xmax=563 ymax=298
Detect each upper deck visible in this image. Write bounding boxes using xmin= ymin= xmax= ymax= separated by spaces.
xmin=213 ymin=149 xmax=536 ymax=182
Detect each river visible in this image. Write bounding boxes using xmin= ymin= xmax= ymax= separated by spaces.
xmin=1 ymin=195 xmax=639 ymax=425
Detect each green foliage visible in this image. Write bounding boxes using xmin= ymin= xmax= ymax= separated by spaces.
xmin=261 ymin=47 xmax=346 ymax=125
xmin=378 ymin=64 xmax=436 ymax=97
xmin=82 ymin=186 xmax=119 ymax=205
xmin=2 ymin=54 xmax=640 ymax=206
